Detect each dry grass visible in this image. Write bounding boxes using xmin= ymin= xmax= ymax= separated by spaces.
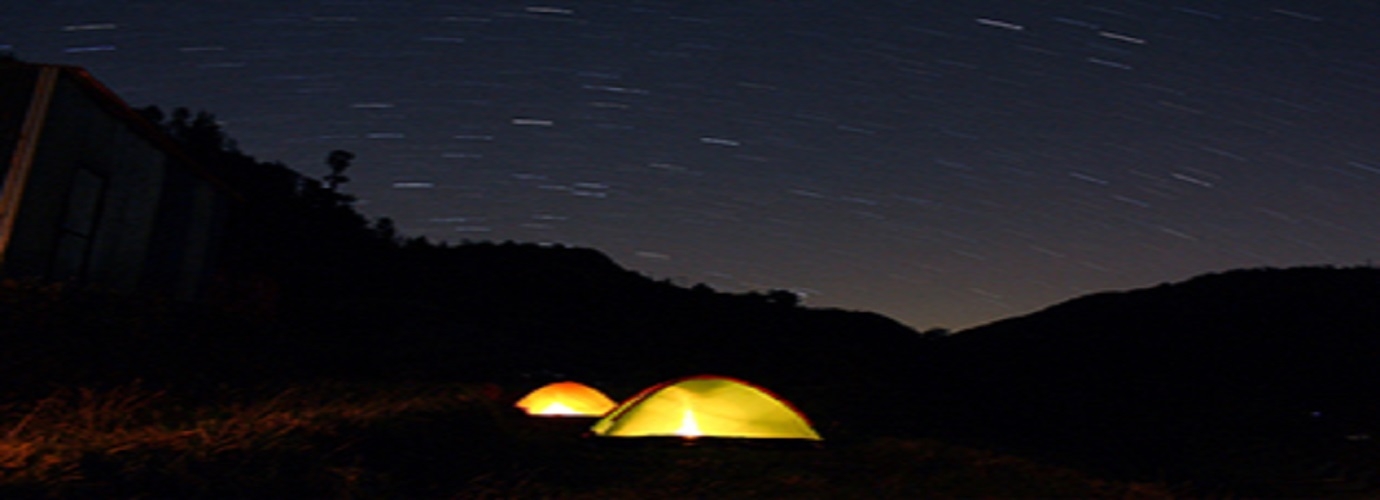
xmin=0 ymin=382 xmax=497 ymax=497
xmin=0 ymin=382 xmax=1173 ymax=499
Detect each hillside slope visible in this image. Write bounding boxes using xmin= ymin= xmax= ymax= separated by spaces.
xmin=920 ymin=266 xmax=1380 ymax=493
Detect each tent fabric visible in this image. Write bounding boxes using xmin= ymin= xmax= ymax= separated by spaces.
xmin=589 ymin=375 xmax=822 ymax=440
xmin=514 ymin=381 xmax=618 ymax=417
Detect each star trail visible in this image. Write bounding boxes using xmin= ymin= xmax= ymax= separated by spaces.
xmin=4 ymin=1 xmax=1378 ymax=329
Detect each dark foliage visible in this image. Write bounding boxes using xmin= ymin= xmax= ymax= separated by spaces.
xmin=13 ymin=108 xmax=928 ymax=434
xmin=137 ymin=107 xmax=390 ymax=302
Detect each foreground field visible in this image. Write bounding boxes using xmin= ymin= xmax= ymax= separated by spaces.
xmin=0 ymin=383 xmax=1170 ymax=498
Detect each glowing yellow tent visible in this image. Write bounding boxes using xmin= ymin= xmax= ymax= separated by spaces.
xmin=589 ymin=375 xmax=822 ymax=440
xmin=515 ymin=381 xmax=618 ymax=417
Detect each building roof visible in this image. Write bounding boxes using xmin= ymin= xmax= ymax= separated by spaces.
xmin=3 ymin=60 xmax=238 ymax=199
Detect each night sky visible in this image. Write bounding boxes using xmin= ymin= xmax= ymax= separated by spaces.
xmin=4 ymin=1 xmax=1378 ymax=330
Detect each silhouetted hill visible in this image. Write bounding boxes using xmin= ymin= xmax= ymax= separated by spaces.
xmin=119 ymin=106 xmax=925 ymax=397
xmin=0 ymin=239 xmax=926 ymax=434
xmin=49 ymin=104 xmax=928 ymax=433
xmin=919 ymin=266 xmax=1380 ymax=493
xmin=274 ymin=240 xmax=927 ymax=430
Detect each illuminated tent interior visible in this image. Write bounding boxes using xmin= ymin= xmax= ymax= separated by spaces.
xmin=589 ymin=375 xmax=822 ymax=440
xmin=514 ymin=381 xmax=618 ymax=417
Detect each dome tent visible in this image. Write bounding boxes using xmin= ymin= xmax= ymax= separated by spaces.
xmin=589 ymin=375 xmax=822 ymax=440
xmin=515 ymin=381 xmax=618 ymax=417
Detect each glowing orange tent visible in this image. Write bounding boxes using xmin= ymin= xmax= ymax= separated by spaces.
xmin=589 ymin=375 xmax=822 ymax=440
xmin=514 ymin=381 xmax=618 ymax=417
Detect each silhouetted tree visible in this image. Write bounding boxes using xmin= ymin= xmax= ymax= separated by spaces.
xmin=764 ymin=289 xmax=802 ymax=307
xmin=136 ymin=106 xmax=398 ymax=315
xmin=324 ymin=150 xmax=354 ymax=192
xmin=372 ymin=217 xmax=399 ymax=245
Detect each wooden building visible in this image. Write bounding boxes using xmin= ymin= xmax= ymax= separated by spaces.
xmin=0 ymin=62 xmax=230 ymax=298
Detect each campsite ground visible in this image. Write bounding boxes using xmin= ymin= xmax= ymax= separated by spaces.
xmin=0 ymin=382 xmax=1173 ymax=498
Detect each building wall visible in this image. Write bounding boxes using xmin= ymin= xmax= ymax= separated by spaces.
xmin=1 ymin=65 xmax=226 ymax=298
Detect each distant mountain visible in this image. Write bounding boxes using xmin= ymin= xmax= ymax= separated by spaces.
xmin=919 ymin=266 xmax=1380 ymax=492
